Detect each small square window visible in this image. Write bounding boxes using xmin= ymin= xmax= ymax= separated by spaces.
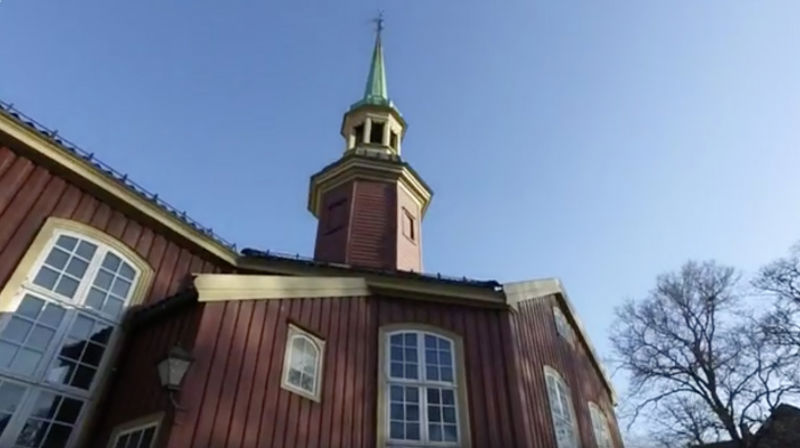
xmin=370 ymin=121 xmax=385 ymax=144
xmin=402 ymin=209 xmax=415 ymax=242
xmin=281 ymin=324 xmax=325 ymax=402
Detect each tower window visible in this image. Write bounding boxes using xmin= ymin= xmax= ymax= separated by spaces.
xmin=354 ymin=124 xmax=365 ymax=146
xmin=402 ymin=209 xmax=415 ymax=241
xmin=390 ymin=131 xmax=398 ymax=150
xmin=326 ymin=199 xmax=347 ymax=233
xmin=370 ymin=121 xmax=385 ymax=144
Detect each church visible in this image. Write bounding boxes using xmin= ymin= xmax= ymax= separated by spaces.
xmin=0 ymin=26 xmax=621 ymax=448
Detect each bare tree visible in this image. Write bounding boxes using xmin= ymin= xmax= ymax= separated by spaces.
xmin=754 ymin=243 xmax=800 ymax=350
xmin=611 ymin=261 xmax=800 ymax=448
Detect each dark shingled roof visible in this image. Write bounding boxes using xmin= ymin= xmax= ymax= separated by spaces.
xmin=239 ymin=248 xmax=501 ymax=289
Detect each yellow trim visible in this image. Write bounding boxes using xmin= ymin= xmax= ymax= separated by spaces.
xmin=194 ymin=274 xmax=369 ymax=302
xmin=0 ymin=217 xmax=154 ymax=313
xmin=106 ymin=412 xmax=165 ymax=448
xmin=233 ymin=259 xmax=506 ymax=306
xmin=0 ymin=113 xmax=237 ymax=265
xmin=308 ymin=156 xmax=433 ymax=218
xmin=376 ymin=323 xmax=472 ymax=448
xmin=280 ymin=324 xmax=326 ymax=402
xmin=504 ymin=279 xmax=617 ymax=404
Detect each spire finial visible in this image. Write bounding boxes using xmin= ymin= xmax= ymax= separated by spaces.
xmin=352 ymin=11 xmax=390 ymax=109
xmin=373 ymin=11 xmax=385 ymax=36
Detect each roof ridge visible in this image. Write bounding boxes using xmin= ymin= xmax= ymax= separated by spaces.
xmin=0 ymin=99 xmax=236 ymax=251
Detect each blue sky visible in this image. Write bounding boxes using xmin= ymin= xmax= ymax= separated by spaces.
xmin=2 ymin=0 xmax=799 ymax=396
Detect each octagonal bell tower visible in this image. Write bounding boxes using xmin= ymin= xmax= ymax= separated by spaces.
xmin=308 ymin=21 xmax=432 ymax=272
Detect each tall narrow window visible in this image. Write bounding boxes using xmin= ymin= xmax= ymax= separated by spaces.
xmin=544 ymin=366 xmax=579 ymax=448
xmin=390 ymin=131 xmax=398 ymax=150
xmin=370 ymin=121 xmax=385 ymax=144
xmin=0 ymin=219 xmax=151 ymax=447
xmin=326 ymin=199 xmax=347 ymax=234
xmin=589 ymin=402 xmax=613 ymax=448
xmin=401 ymin=209 xmax=415 ymax=242
xmin=354 ymin=123 xmax=365 ymax=146
xmin=553 ymin=306 xmax=575 ymax=345
xmin=381 ymin=328 xmax=468 ymax=447
xmin=281 ymin=324 xmax=324 ymax=401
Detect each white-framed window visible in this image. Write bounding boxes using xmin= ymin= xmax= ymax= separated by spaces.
xmin=544 ymin=366 xmax=580 ymax=448
xmin=384 ymin=330 xmax=461 ymax=446
xmin=280 ymin=324 xmax=324 ymax=401
xmin=589 ymin=402 xmax=613 ymax=448
xmin=0 ymin=229 xmax=146 ymax=447
xmin=553 ymin=306 xmax=575 ymax=345
xmin=109 ymin=420 xmax=159 ymax=448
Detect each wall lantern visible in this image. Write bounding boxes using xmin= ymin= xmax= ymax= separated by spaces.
xmin=157 ymin=346 xmax=194 ymax=392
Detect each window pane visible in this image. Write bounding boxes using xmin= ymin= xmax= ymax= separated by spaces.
xmin=140 ymin=427 xmax=156 ymax=447
xmin=75 ymin=241 xmax=97 ymax=260
xmin=2 ymin=317 xmax=33 ymax=343
xmin=39 ymin=304 xmax=66 ymax=328
xmin=44 ymin=423 xmax=72 ymax=446
xmin=65 ymin=258 xmax=88 ymax=278
xmin=0 ymin=341 xmax=16 ymax=368
xmin=119 ymin=263 xmax=136 ymax=281
xmin=102 ymin=253 xmax=121 ymax=272
xmin=0 ymin=381 xmax=26 ymax=413
xmin=27 ymin=326 xmax=55 ymax=351
xmin=115 ymin=434 xmax=129 ymax=448
xmin=17 ymin=297 xmax=45 ymax=319
xmin=33 ymin=267 xmax=59 ymax=290
xmin=56 ymin=236 xmax=78 ymax=251
xmin=94 ymin=270 xmax=113 ymax=290
xmin=54 ymin=276 xmax=79 ymax=298
xmin=11 ymin=349 xmax=42 ymax=376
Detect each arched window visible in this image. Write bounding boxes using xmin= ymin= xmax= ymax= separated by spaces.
xmin=0 ymin=218 xmax=152 ymax=447
xmin=544 ymin=366 xmax=580 ymax=448
xmin=281 ymin=324 xmax=324 ymax=401
xmin=589 ymin=402 xmax=613 ymax=448
xmin=379 ymin=325 xmax=469 ymax=447
xmin=553 ymin=306 xmax=576 ymax=346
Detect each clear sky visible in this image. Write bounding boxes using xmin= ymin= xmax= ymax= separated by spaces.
xmin=2 ymin=0 xmax=799 ymax=396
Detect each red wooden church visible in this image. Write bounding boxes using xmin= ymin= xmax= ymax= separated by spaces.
xmin=0 ymin=27 xmax=622 ymax=448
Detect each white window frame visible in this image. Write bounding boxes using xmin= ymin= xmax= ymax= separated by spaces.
xmin=544 ymin=366 xmax=580 ymax=448
xmin=383 ymin=329 xmax=461 ymax=447
xmin=280 ymin=324 xmax=325 ymax=402
xmin=106 ymin=412 xmax=163 ymax=448
xmin=553 ymin=306 xmax=576 ymax=346
xmin=588 ymin=402 xmax=613 ymax=448
xmin=0 ymin=223 xmax=151 ymax=448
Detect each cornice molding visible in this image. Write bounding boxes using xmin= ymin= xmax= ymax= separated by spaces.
xmin=308 ymin=155 xmax=433 ymax=218
xmin=0 ymin=112 xmax=238 ymax=265
xmin=503 ymin=278 xmax=618 ymax=404
xmin=195 ymin=274 xmax=369 ymax=301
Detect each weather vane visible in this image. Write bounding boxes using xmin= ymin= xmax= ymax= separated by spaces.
xmin=373 ymin=11 xmax=385 ymax=35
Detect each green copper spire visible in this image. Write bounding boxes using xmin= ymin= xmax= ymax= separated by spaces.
xmin=350 ymin=14 xmax=396 ymax=111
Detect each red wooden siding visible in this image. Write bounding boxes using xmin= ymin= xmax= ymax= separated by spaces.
xmin=0 ymin=146 xmax=225 ymax=306
xmin=87 ymin=302 xmax=206 ymax=447
xmin=510 ymin=295 xmax=623 ymax=448
xmin=0 ymin=144 xmax=228 ymax=444
xmin=159 ymin=296 xmax=526 ymax=448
